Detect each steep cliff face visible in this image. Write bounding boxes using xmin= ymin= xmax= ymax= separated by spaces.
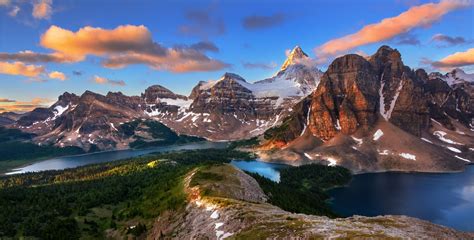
xmin=309 ymin=54 xmax=379 ymax=140
xmin=260 ymin=46 xmax=473 ymax=173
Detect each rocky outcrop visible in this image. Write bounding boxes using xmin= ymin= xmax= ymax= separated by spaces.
xmin=151 ymin=165 xmax=474 ymax=239
xmin=259 ymin=45 xmax=473 ymax=173
xmin=309 ymin=54 xmax=379 ymax=140
xmin=142 ymin=85 xmax=187 ymax=103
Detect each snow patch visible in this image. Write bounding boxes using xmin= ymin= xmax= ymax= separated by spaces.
xmin=455 ymin=155 xmax=471 ymax=162
xmin=433 ymin=131 xmax=463 ymax=145
xmin=373 ymin=129 xmax=384 ymax=141
xmin=210 ymin=210 xmax=219 ymax=219
xmin=326 ymin=157 xmax=337 ymax=167
xmin=351 ymin=136 xmax=363 ymax=145
xmin=304 ymin=153 xmax=313 ymax=160
xmin=399 ymin=153 xmax=416 ymax=160
xmin=446 ymin=146 xmax=462 ymax=153
xmin=378 ymin=149 xmax=390 ymax=155
xmin=421 ymin=138 xmax=433 ymax=144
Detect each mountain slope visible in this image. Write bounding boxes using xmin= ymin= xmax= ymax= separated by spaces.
xmin=259 ymin=46 xmax=473 ymax=173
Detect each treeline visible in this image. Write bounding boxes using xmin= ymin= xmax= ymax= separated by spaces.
xmin=119 ymin=119 xmax=204 ymax=149
xmin=249 ymin=164 xmax=351 ymax=217
xmin=0 ymin=149 xmax=251 ymax=239
xmin=0 ymin=126 xmax=86 ymax=163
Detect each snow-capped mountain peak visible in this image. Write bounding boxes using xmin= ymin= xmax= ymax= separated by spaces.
xmin=280 ymin=45 xmax=309 ymax=72
xmin=430 ymin=68 xmax=474 ymax=86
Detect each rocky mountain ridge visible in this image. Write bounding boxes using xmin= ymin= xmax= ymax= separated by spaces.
xmin=2 ymin=46 xmax=322 ymax=150
xmin=260 ymin=45 xmax=473 ymax=173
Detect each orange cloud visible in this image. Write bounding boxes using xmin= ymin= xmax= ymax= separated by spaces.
xmin=32 ymin=0 xmax=52 ymax=19
xmin=39 ymin=25 xmax=228 ymax=72
xmin=40 ymin=25 xmax=161 ymax=60
xmin=1 ymin=25 xmax=228 ymax=73
xmin=0 ymin=97 xmax=52 ymax=113
xmin=48 ymin=71 xmax=66 ymax=81
xmin=315 ymin=0 xmax=472 ymax=62
xmin=0 ymin=61 xmax=45 ymax=77
xmin=431 ymin=48 xmax=474 ymax=70
xmin=93 ymin=75 xmax=126 ymax=86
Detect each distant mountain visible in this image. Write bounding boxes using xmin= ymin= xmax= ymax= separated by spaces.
xmin=146 ymin=46 xmax=322 ymax=140
xmin=5 ymin=46 xmax=322 ymax=150
xmin=260 ymin=45 xmax=473 ymax=173
xmin=2 ymin=45 xmax=472 ymax=174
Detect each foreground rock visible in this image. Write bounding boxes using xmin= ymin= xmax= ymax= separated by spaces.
xmin=150 ymin=165 xmax=473 ymax=239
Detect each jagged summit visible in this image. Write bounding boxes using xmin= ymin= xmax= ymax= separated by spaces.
xmin=280 ymin=45 xmax=309 ymax=71
xmin=222 ymin=72 xmax=246 ymax=82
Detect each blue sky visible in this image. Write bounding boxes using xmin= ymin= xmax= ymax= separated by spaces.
xmin=0 ymin=0 xmax=473 ymax=112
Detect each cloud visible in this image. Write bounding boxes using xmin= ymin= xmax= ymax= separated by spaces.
xmin=0 ymin=50 xmax=78 ymax=63
xmin=0 ymin=0 xmax=10 ymax=6
xmin=72 ymin=70 xmax=82 ymax=76
xmin=8 ymin=5 xmax=19 ymax=17
xmin=39 ymin=25 xmax=229 ymax=72
xmin=0 ymin=98 xmax=15 ymax=102
xmin=32 ymin=0 xmax=52 ymax=19
xmin=315 ymin=0 xmax=472 ymax=62
xmin=0 ymin=61 xmax=45 ymax=77
xmin=48 ymin=71 xmax=66 ymax=80
xmin=393 ymin=33 xmax=420 ymax=45
xmin=93 ymin=75 xmax=126 ymax=86
xmin=430 ymin=48 xmax=474 ymax=70
xmin=0 ymin=97 xmax=51 ymax=113
xmin=242 ymin=61 xmax=277 ymax=70
xmin=0 ymin=25 xmax=229 ymax=73
xmin=40 ymin=25 xmax=165 ymax=60
xmin=242 ymin=13 xmax=286 ymax=30
xmin=189 ymin=41 xmax=219 ymax=52
xmin=178 ymin=9 xmax=226 ymax=38
xmin=431 ymin=33 xmax=470 ymax=46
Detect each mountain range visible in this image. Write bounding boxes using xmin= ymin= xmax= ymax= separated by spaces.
xmin=1 ymin=45 xmax=472 ymax=173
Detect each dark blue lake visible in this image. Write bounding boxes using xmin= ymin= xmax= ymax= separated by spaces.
xmin=328 ymin=166 xmax=474 ymax=232
xmin=231 ymin=160 xmax=474 ymax=232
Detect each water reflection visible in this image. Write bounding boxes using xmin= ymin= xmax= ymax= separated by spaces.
xmin=231 ymin=160 xmax=289 ymax=182
xmin=329 ymin=166 xmax=474 ymax=231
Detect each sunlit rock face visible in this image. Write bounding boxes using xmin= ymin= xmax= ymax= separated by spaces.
xmin=309 ymin=54 xmax=378 ymax=140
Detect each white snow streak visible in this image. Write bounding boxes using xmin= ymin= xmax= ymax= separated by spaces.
xmin=447 ymin=146 xmax=462 ymax=153
xmin=455 ymin=155 xmax=471 ymax=162
xmin=399 ymin=153 xmax=416 ymax=160
xmin=433 ymin=131 xmax=463 ymax=145
xmin=373 ymin=129 xmax=384 ymax=141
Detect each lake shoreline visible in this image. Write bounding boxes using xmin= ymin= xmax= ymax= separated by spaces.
xmin=3 ymin=141 xmax=228 ymax=175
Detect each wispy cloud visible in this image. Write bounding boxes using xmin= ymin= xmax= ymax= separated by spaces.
xmin=8 ymin=5 xmax=19 ymax=17
xmin=242 ymin=61 xmax=277 ymax=70
xmin=0 ymin=0 xmax=10 ymax=6
xmin=315 ymin=0 xmax=472 ymax=63
xmin=48 ymin=71 xmax=66 ymax=81
xmin=93 ymin=75 xmax=126 ymax=86
xmin=178 ymin=8 xmax=225 ymax=38
xmin=242 ymin=13 xmax=286 ymax=30
xmin=0 ymin=97 xmax=52 ymax=113
xmin=32 ymin=0 xmax=52 ymax=19
xmin=393 ymin=33 xmax=420 ymax=45
xmin=431 ymin=33 xmax=470 ymax=47
xmin=429 ymin=48 xmax=474 ymax=70
xmin=0 ymin=61 xmax=45 ymax=77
